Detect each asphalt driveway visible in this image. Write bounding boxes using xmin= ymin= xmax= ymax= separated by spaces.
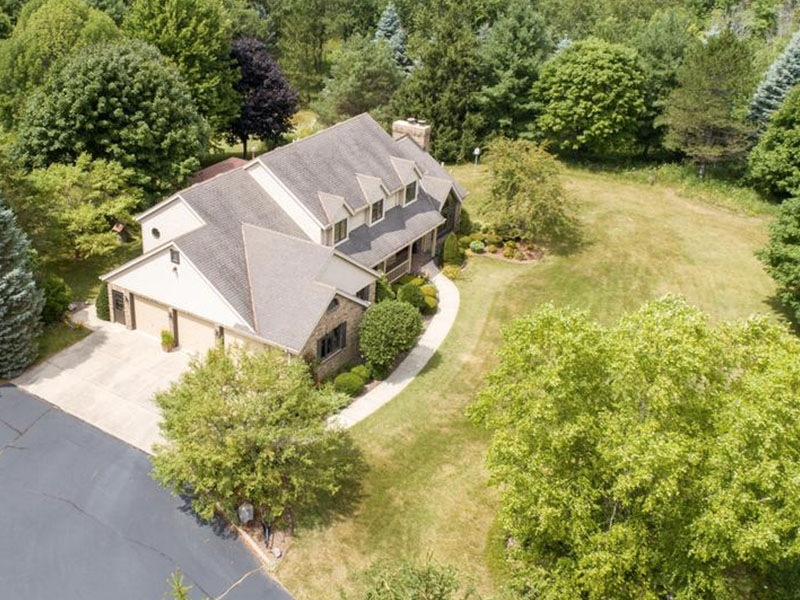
xmin=0 ymin=385 xmax=292 ymax=600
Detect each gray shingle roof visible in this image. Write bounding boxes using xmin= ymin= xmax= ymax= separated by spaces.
xmin=242 ymin=224 xmax=337 ymax=351
xmin=175 ymin=169 xmax=307 ymax=328
xmin=395 ymin=135 xmax=468 ymax=198
xmin=336 ymin=191 xmax=445 ymax=267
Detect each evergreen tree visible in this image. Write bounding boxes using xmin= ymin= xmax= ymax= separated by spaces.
xmin=749 ymin=85 xmax=800 ymax=197
xmin=277 ymin=0 xmax=328 ymax=102
xmin=0 ymin=195 xmax=42 ymax=380
xmin=663 ymin=29 xmax=756 ymax=170
xmin=374 ymin=1 xmax=411 ymax=72
xmin=749 ymin=29 xmax=800 ymax=128
xmin=477 ymin=0 xmax=552 ymax=138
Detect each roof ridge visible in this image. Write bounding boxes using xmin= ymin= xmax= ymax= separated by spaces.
xmin=257 ymin=113 xmax=377 ymax=162
xmin=241 ymin=221 xmax=333 ymax=254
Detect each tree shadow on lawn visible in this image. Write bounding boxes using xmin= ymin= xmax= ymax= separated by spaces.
xmin=764 ymin=295 xmax=800 ymax=335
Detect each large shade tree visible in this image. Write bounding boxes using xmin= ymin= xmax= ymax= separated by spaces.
xmin=14 ymin=41 xmax=208 ymax=198
xmin=470 ymin=296 xmax=800 ymax=599
xmin=124 ymin=0 xmax=239 ymax=135
xmin=228 ymin=36 xmax=297 ymax=157
xmin=531 ymin=38 xmax=647 ymax=154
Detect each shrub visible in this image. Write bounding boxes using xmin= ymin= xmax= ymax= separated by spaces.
xmin=470 ymin=232 xmax=485 ymax=243
xmin=420 ymin=284 xmax=437 ymax=297
xmin=398 ymin=282 xmax=426 ymax=310
xmin=469 ymin=240 xmax=485 ymax=253
xmin=513 ymin=250 xmax=525 ymax=260
xmin=334 ymin=372 xmax=365 ymax=397
xmin=442 ymin=265 xmax=461 ymax=280
xmin=456 ymin=206 xmax=473 ymax=234
xmin=359 ymin=300 xmax=422 ymax=370
xmin=504 ymin=240 xmax=517 ymax=250
xmin=367 ymin=361 xmax=389 ymax=380
xmin=161 ymin=329 xmax=175 ymax=350
xmin=96 ymin=281 xmax=110 ymax=321
xmin=376 ymin=274 xmax=395 ymax=302
xmin=443 ymin=232 xmax=462 ymax=265
xmin=503 ymin=246 xmax=515 ymax=258
xmin=350 ymin=364 xmax=370 ymax=380
xmin=409 ymin=276 xmax=425 ymax=287
xmin=40 ymin=274 xmax=72 ymax=324
xmin=397 ymin=273 xmax=416 ymax=285
xmin=487 ymin=244 xmax=498 ymax=254
xmin=486 ymin=233 xmax=503 ymax=246
xmin=458 ymin=235 xmax=472 ymax=249
xmin=423 ymin=295 xmax=439 ymax=314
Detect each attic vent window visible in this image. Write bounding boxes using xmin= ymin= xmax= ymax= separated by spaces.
xmin=170 ymin=249 xmax=180 ymax=264
xmin=152 ymin=227 xmax=161 ymax=239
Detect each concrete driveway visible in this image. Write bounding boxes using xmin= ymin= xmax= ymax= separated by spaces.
xmin=0 ymin=385 xmax=292 ymax=600
xmin=13 ymin=314 xmax=190 ymax=453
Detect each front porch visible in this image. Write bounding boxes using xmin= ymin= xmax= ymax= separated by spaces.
xmin=374 ymin=227 xmax=438 ymax=282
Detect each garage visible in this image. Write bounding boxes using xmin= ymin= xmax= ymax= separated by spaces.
xmin=132 ymin=295 xmax=170 ymax=340
xmin=175 ymin=311 xmax=218 ymax=354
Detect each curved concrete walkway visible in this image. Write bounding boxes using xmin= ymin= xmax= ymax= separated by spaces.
xmin=332 ymin=261 xmax=460 ymax=429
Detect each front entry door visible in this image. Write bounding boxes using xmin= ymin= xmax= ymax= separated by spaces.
xmin=112 ymin=290 xmax=126 ymax=325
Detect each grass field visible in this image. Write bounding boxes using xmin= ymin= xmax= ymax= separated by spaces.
xmin=278 ymin=164 xmax=778 ymax=599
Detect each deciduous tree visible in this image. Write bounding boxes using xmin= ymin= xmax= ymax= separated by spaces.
xmin=470 ymin=296 xmax=800 ymax=599
xmin=758 ymin=196 xmax=800 ymax=319
xmin=0 ymin=195 xmax=42 ymax=379
xmin=228 ymin=37 xmax=297 ymax=156
xmin=14 ymin=41 xmax=208 ymax=198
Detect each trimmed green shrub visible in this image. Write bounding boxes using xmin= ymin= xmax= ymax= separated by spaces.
xmin=420 ymin=284 xmax=437 ymax=297
xmin=503 ymin=246 xmax=515 ymax=258
xmin=161 ymin=329 xmax=175 ymax=350
xmin=40 ymin=274 xmax=72 ymax=324
xmin=409 ymin=276 xmax=425 ymax=287
xmin=443 ymin=232 xmax=462 ymax=265
xmin=469 ymin=240 xmax=485 ymax=253
xmin=486 ymin=233 xmax=503 ymax=246
xmin=334 ymin=372 xmax=365 ymax=396
xmin=487 ymin=244 xmax=498 ymax=254
xmin=359 ymin=300 xmax=422 ymax=370
xmin=513 ymin=250 xmax=525 ymax=260
xmin=456 ymin=206 xmax=473 ymax=234
xmin=504 ymin=240 xmax=517 ymax=250
xmin=470 ymin=232 xmax=485 ymax=243
xmin=398 ymin=282 xmax=426 ymax=310
xmin=397 ymin=273 xmax=415 ymax=285
xmin=96 ymin=281 xmax=110 ymax=321
xmin=350 ymin=364 xmax=370 ymax=380
xmin=376 ymin=274 xmax=395 ymax=302
xmin=367 ymin=361 xmax=389 ymax=380
xmin=442 ymin=265 xmax=461 ymax=280
xmin=458 ymin=235 xmax=472 ymax=249
xmin=423 ymin=295 xmax=438 ymax=314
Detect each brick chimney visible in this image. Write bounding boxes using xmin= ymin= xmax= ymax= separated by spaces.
xmin=392 ymin=117 xmax=431 ymax=151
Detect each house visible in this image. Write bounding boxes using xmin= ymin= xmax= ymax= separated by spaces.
xmin=101 ymin=114 xmax=466 ymax=378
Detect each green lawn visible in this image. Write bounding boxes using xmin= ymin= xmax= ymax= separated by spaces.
xmin=278 ymin=165 xmax=778 ymax=599
xmin=46 ymin=242 xmax=141 ymax=303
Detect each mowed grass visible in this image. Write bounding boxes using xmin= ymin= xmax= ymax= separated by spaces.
xmin=277 ymin=164 xmax=778 ymax=599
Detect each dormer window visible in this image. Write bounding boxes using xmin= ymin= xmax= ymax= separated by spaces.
xmin=370 ymin=198 xmax=384 ymax=224
xmin=334 ymin=218 xmax=348 ymax=244
xmin=404 ymin=181 xmax=417 ymax=205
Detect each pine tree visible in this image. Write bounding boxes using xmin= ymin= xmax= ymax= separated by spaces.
xmin=0 ymin=195 xmax=42 ymax=379
xmin=374 ymin=2 xmax=411 ymax=72
xmin=749 ymin=29 xmax=800 ymax=128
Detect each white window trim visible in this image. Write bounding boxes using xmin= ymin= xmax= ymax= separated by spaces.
xmin=333 ymin=218 xmax=349 ymax=246
xmin=404 ymin=181 xmax=418 ymax=206
xmin=370 ymin=198 xmax=385 ymax=226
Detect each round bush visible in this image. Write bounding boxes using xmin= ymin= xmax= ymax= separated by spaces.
xmin=503 ymin=246 xmax=515 ymax=258
xmin=470 ymin=232 xmax=485 ymax=243
xmin=458 ymin=235 xmax=471 ymax=249
xmin=469 ymin=240 xmax=485 ymax=253
xmin=486 ymin=233 xmax=503 ymax=246
xmin=504 ymin=240 xmax=517 ymax=250
xmin=420 ymin=284 xmax=437 ymax=297
xmin=513 ymin=250 xmax=525 ymax=260
xmin=350 ymin=364 xmax=370 ymax=380
xmin=40 ymin=274 xmax=72 ymax=324
xmin=487 ymin=244 xmax=498 ymax=254
xmin=398 ymin=282 xmax=426 ymax=310
xmin=423 ymin=295 xmax=439 ymax=314
xmin=359 ymin=300 xmax=423 ymax=369
xmin=334 ymin=372 xmax=365 ymax=396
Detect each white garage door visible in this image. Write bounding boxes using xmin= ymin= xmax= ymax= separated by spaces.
xmin=133 ymin=296 xmax=170 ymax=339
xmin=176 ymin=312 xmax=217 ymax=354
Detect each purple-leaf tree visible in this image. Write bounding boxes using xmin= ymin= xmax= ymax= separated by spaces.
xmin=228 ymin=37 xmax=298 ymax=158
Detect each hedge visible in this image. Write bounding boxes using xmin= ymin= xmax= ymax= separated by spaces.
xmin=96 ymin=281 xmax=110 ymax=321
xmin=398 ymin=282 xmax=426 ymax=310
xmin=443 ymin=232 xmax=462 ymax=265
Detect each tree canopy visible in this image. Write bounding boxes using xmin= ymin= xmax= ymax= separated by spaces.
xmin=749 ymin=29 xmax=800 ymax=128
xmin=749 ymin=84 xmax=800 ymax=197
xmin=374 ymin=1 xmax=411 ymax=71
xmin=14 ymin=40 xmax=208 ymax=198
xmin=758 ymin=196 xmax=800 ymax=320
xmin=470 ymin=296 xmax=800 ymax=599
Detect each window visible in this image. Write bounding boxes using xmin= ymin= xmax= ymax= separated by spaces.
xmin=404 ymin=181 xmax=417 ymax=205
xmin=170 ymin=249 xmax=180 ymax=264
xmin=317 ymin=322 xmax=347 ymax=361
xmin=334 ymin=218 xmax=347 ymax=244
xmin=151 ymin=227 xmax=161 ymax=239
xmin=356 ymin=285 xmax=370 ymax=301
xmin=371 ymin=199 xmax=384 ymax=224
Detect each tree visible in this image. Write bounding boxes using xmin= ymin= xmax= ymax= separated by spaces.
xmin=152 ymin=345 xmax=360 ymax=531
xmin=228 ymin=37 xmax=297 ymax=157
xmin=391 ymin=0 xmax=482 ymax=162
xmin=0 ymin=0 xmax=119 ymax=127
xmin=749 ymin=29 xmax=800 ymax=128
xmin=312 ymin=35 xmax=402 ymax=126
xmin=374 ymin=1 xmax=411 ymax=72
xmin=531 ymin=38 xmax=647 ymax=154
xmin=749 ymin=85 xmax=800 ymax=198
xmin=663 ymin=29 xmax=756 ymax=171
xmin=358 ymin=300 xmax=422 ymax=374
xmin=0 ymin=195 xmax=42 ymax=379
xmin=758 ymin=197 xmax=800 ymax=320
xmin=477 ymin=0 xmax=552 ymax=138
xmin=14 ymin=41 xmax=208 ymax=198
xmin=276 ymin=0 xmax=329 ymax=102
xmin=25 ymin=155 xmax=141 ymax=259
xmin=124 ymin=0 xmax=239 ymax=134
xmin=486 ymin=138 xmax=579 ymax=248
xmin=351 ymin=559 xmax=473 ymax=600
xmin=469 ymin=296 xmax=800 ymax=599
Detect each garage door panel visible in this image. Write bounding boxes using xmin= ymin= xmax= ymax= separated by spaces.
xmin=176 ymin=312 xmax=217 ymax=354
xmin=133 ymin=296 xmax=170 ymax=339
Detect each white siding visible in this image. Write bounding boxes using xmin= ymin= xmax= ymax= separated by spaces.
xmin=109 ymin=247 xmax=247 ymax=328
xmin=246 ymin=162 xmax=324 ymax=242
xmin=350 ymin=210 xmax=367 ymax=229
xmin=139 ymin=200 xmax=204 ymax=253
xmin=317 ymin=255 xmax=375 ymax=296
